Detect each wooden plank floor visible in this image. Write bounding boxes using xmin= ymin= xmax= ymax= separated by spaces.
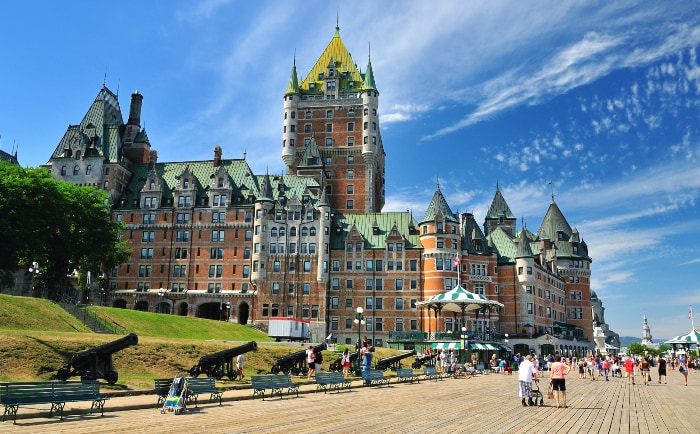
xmin=1 ymin=369 xmax=697 ymax=433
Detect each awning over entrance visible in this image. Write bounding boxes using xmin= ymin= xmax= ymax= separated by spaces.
xmin=431 ymin=342 xmax=461 ymax=350
xmin=469 ymin=343 xmax=499 ymax=350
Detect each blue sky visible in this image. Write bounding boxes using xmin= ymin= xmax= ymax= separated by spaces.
xmin=2 ymin=1 xmax=699 ymax=340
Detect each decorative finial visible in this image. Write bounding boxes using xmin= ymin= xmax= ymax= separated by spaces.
xmin=243 ymin=149 xmax=247 ymax=160
xmin=549 ymin=180 xmax=554 ymax=201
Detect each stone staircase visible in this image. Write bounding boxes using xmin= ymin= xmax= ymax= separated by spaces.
xmin=59 ymin=302 xmax=115 ymax=334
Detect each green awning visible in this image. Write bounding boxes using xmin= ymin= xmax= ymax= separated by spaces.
xmin=431 ymin=342 xmax=461 ymax=350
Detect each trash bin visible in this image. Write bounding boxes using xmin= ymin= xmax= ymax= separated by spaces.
xmin=511 ymin=362 xmax=519 ymax=371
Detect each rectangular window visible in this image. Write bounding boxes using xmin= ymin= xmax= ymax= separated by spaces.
xmin=395 ymin=318 xmax=404 ymax=332
xmin=395 ymin=279 xmax=403 ymax=291
xmin=396 ymin=298 xmax=404 ymax=310
xmin=331 ymin=297 xmax=339 ymax=309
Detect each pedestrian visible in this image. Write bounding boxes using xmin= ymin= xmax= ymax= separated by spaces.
xmin=438 ymin=350 xmax=447 ymax=373
xmin=679 ymin=358 xmax=689 ymax=386
xmin=518 ymin=354 xmax=537 ymax=407
xmin=306 ymin=345 xmax=316 ymax=379
xmin=549 ymin=354 xmax=571 ymax=409
xmin=657 ymin=355 xmax=667 ymax=384
xmin=624 ymin=356 xmax=635 ymax=385
xmin=235 ymin=352 xmax=245 ymax=380
xmin=602 ymin=357 xmax=610 ymax=381
xmin=640 ymin=357 xmax=651 ymax=385
xmin=342 ymin=347 xmax=351 ymax=376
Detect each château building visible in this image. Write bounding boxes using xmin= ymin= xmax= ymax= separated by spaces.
xmin=42 ymin=26 xmax=597 ymax=353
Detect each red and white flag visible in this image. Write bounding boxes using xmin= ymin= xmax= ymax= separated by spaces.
xmin=453 ymin=255 xmax=461 ymax=268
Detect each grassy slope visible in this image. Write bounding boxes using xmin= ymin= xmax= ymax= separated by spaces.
xmin=0 ymin=295 xmax=400 ymax=388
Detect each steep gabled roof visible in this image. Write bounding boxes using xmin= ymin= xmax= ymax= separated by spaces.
xmin=486 ymin=187 xmax=515 ymax=220
xmin=537 ymin=200 xmax=573 ymax=240
xmin=514 ymin=227 xmax=534 ymax=259
xmin=421 ymin=186 xmax=459 ymax=224
xmin=299 ymin=27 xmax=367 ymax=94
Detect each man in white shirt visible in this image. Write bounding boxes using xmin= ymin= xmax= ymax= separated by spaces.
xmin=518 ymin=354 xmax=537 ymax=406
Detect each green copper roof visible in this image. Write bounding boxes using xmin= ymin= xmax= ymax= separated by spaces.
xmin=331 ymin=212 xmax=421 ymax=249
xmin=117 ymin=159 xmax=320 ymax=210
xmin=285 ymin=61 xmax=300 ymax=96
xmin=487 ymin=227 xmax=517 ymax=263
xmin=421 ymin=187 xmax=459 ymax=224
xmin=486 ymin=187 xmax=515 ymax=220
xmin=51 ymin=86 xmax=124 ymax=163
xmin=514 ymin=227 xmax=534 ymax=258
xmin=363 ymin=56 xmax=377 ymax=91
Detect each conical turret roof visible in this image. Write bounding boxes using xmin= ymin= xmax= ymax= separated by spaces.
xmin=421 ymin=186 xmax=458 ymax=224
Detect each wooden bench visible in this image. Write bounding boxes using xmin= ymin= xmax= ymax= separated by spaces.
xmin=315 ymin=372 xmax=351 ymax=394
xmin=154 ymin=378 xmax=172 ymax=408
xmin=361 ymin=370 xmax=390 ymax=387
xmin=187 ymin=377 xmax=223 ymax=407
xmin=0 ymin=381 xmax=107 ymax=424
xmin=424 ymin=366 xmax=442 ymax=381
xmin=396 ymin=368 xmax=420 ymax=384
xmin=251 ymin=375 xmax=299 ymax=400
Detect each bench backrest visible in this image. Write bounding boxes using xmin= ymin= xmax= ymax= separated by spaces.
xmin=0 ymin=381 xmax=99 ymax=405
xmin=424 ymin=367 xmax=437 ymax=375
xmin=187 ymin=377 xmax=216 ymax=392
xmin=252 ymin=375 xmax=293 ymax=388
xmin=396 ymin=368 xmax=414 ymax=376
xmin=362 ymin=370 xmax=385 ymax=380
xmin=316 ymin=372 xmax=344 ymax=383
xmin=154 ymin=378 xmax=172 ymax=394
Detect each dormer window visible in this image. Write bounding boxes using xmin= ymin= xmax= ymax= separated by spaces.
xmin=218 ymin=178 xmax=224 ymax=188
xmin=75 ymin=150 xmax=81 ymax=160
xmin=149 ymin=181 xmax=156 ymax=190
xmin=329 ymin=68 xmax=334 ymax=77
xmin=183 ymin=179 xmax=190 ymax=188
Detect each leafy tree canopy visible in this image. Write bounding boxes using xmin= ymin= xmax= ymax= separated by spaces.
xmin=0 ymin=161 xmax=130 ymax=300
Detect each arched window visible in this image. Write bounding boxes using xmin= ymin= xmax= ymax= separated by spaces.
xmin=75 ymin=150 xmax=81 ymax=160
xmin=290 ymin=227 xmax=297 ymax=236
xmin=301 ymin=227 xmax=309 ymax=237
xmin=61 ymin=166 xmax=67 ymax=176
xmin=86 ymin=165 xmax=92 ymax=175
xmin=310 ymin=227 xmax=317 ymax=236
xmin=73 ymin=165 xmax=80 ymax=175
xmin=271 ymin=227 xmax=278 ymax=237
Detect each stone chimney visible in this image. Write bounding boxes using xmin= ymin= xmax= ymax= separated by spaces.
xmin=214 ymin=145 xmax=222 ymax=167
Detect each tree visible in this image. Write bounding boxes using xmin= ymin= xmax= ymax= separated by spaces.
xmin=0 ymin=161 xmax=130 ymax=300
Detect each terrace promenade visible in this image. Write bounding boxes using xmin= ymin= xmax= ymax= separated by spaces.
xmin=1 ymin=369 xmax=698 ymax=433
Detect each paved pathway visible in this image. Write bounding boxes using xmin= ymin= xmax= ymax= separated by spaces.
xmin=1 ymin=369 xmax=698 ymax=433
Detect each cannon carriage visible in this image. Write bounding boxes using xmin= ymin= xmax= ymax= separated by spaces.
xmin=56 ymin=333 xmax=138 ymax=384
xmin=375 ymin=349 xmax=416 ymax=371
xmin=329 ymin=350 xmax=359 ymax=374
xmin=411 ymin=352 xmax=437 ymax=369
xmin=271 ymin=343 xmax=326 ymax=376
xmin=189 ymin=341 xmax=258 ymax=380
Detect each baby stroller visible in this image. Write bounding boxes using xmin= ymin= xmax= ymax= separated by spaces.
xmin=531 ymin=379 xmax=545 ymax=406
xmin=162 ymin=376 xmax=189 ymax=414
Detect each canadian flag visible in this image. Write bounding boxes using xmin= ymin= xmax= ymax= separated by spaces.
xmin=453 ymin=255 xmax=461 ymax=268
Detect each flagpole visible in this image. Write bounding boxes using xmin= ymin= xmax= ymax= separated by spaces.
xmin=690 ymin=305 xmax=694 ymax=330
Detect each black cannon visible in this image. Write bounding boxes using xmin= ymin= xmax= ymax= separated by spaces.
xmin=412 ymin=353 xmax=437 ymax=369
xmin=189 ymin=341 xmax=258 ymax=380
xmin=271 ymin=343 xmax=326 ymax=376
xmin=57 ymin=333 xmax=138 ymax=384
xmin=375 ymin=349 xmax=417 ymax=371
xmin=329 ymin=351 xmax=358 ymax=373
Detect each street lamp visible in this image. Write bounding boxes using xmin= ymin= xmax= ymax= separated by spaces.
xmin=461 ymin=327 xmax=468 ymax=364
xmin=28 ymin=261 xmax=40 ymax=297
xmin=157 ymin=287 xmax=167 ymax=313
xmin=353 ymin=307 xmax=366 ymax=374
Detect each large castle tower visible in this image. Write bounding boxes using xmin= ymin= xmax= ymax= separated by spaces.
xmin=282 ymin=26 xmax=385 ymax=214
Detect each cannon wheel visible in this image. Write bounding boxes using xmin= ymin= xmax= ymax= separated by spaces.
xmin=271 ymin=365 xmax=281 ymax=374
xmin=189 ymin=366 xmax=201 ymax=378
xmin=57 ymin=367 xmax=71 ymax=382
xmin=106 ymin=370 xmax=119 ymax=385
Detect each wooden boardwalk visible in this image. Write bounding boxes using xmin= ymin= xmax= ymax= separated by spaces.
xmin=1 ymin=369 xmax=697 ymax=433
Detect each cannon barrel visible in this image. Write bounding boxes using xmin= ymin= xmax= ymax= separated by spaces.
xmin=189 ymin=341 xmax=258 ymax=380
xmin=411 ymin=353 xmax=437 ymax=369
xmin=329 ymin=352 xmax=358 ymax=372
xmin=57 ymin=333 xmax=138 ymax=384
xmin=271 ymin=343 xmax=326 ymax=375
xmin=375 ymin=349 xmax=416 ymax=371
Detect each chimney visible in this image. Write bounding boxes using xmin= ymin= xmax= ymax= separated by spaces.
xmin=148 ymin=150 xmax=158 ymax=170
xmin=214 ymin=145 xmax=222 ymax=167
xmin=128 ymin=91 xmax=143 ymax=127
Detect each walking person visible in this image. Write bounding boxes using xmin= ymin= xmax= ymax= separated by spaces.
xmin=624 ymin=356 xmax=635 ymax=385
xmin=306 ymin=345 xmax=316 ymax=379
xmin=518 ymin=355 xmax=537 ymax=407
xmin=640 ymin=357 xmax=650 ymax=385
xmin=679 ymin=358 xmax=689 ymax=386
xmin=341 ymin=347 xmax=351 ymax=376
xmin=549 ymin=354 xmax=571 ymax=409
xmin=602 ymin=357 xmax=610 ymax=381
xmin=315 ymin=347 xmax=324 ymax=375
xmin=657 ymin=355 xmax=667 ymax=384
xmin=235 ymin=352 xmax=245 ymax=380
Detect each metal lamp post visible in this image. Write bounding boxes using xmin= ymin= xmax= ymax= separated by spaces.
xmin=461 ymin=326 xmax=468 ymax=364
xmin=157 ymin=288 xmax=167 ymax=313
xmin=28 ymin=261 xmax=40 ymax=297
xmin=354 ymin=307 xmax=366 ymax=374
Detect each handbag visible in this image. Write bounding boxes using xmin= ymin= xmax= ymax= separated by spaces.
xmin=546 ymin=384 xmax=553 ymax=400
